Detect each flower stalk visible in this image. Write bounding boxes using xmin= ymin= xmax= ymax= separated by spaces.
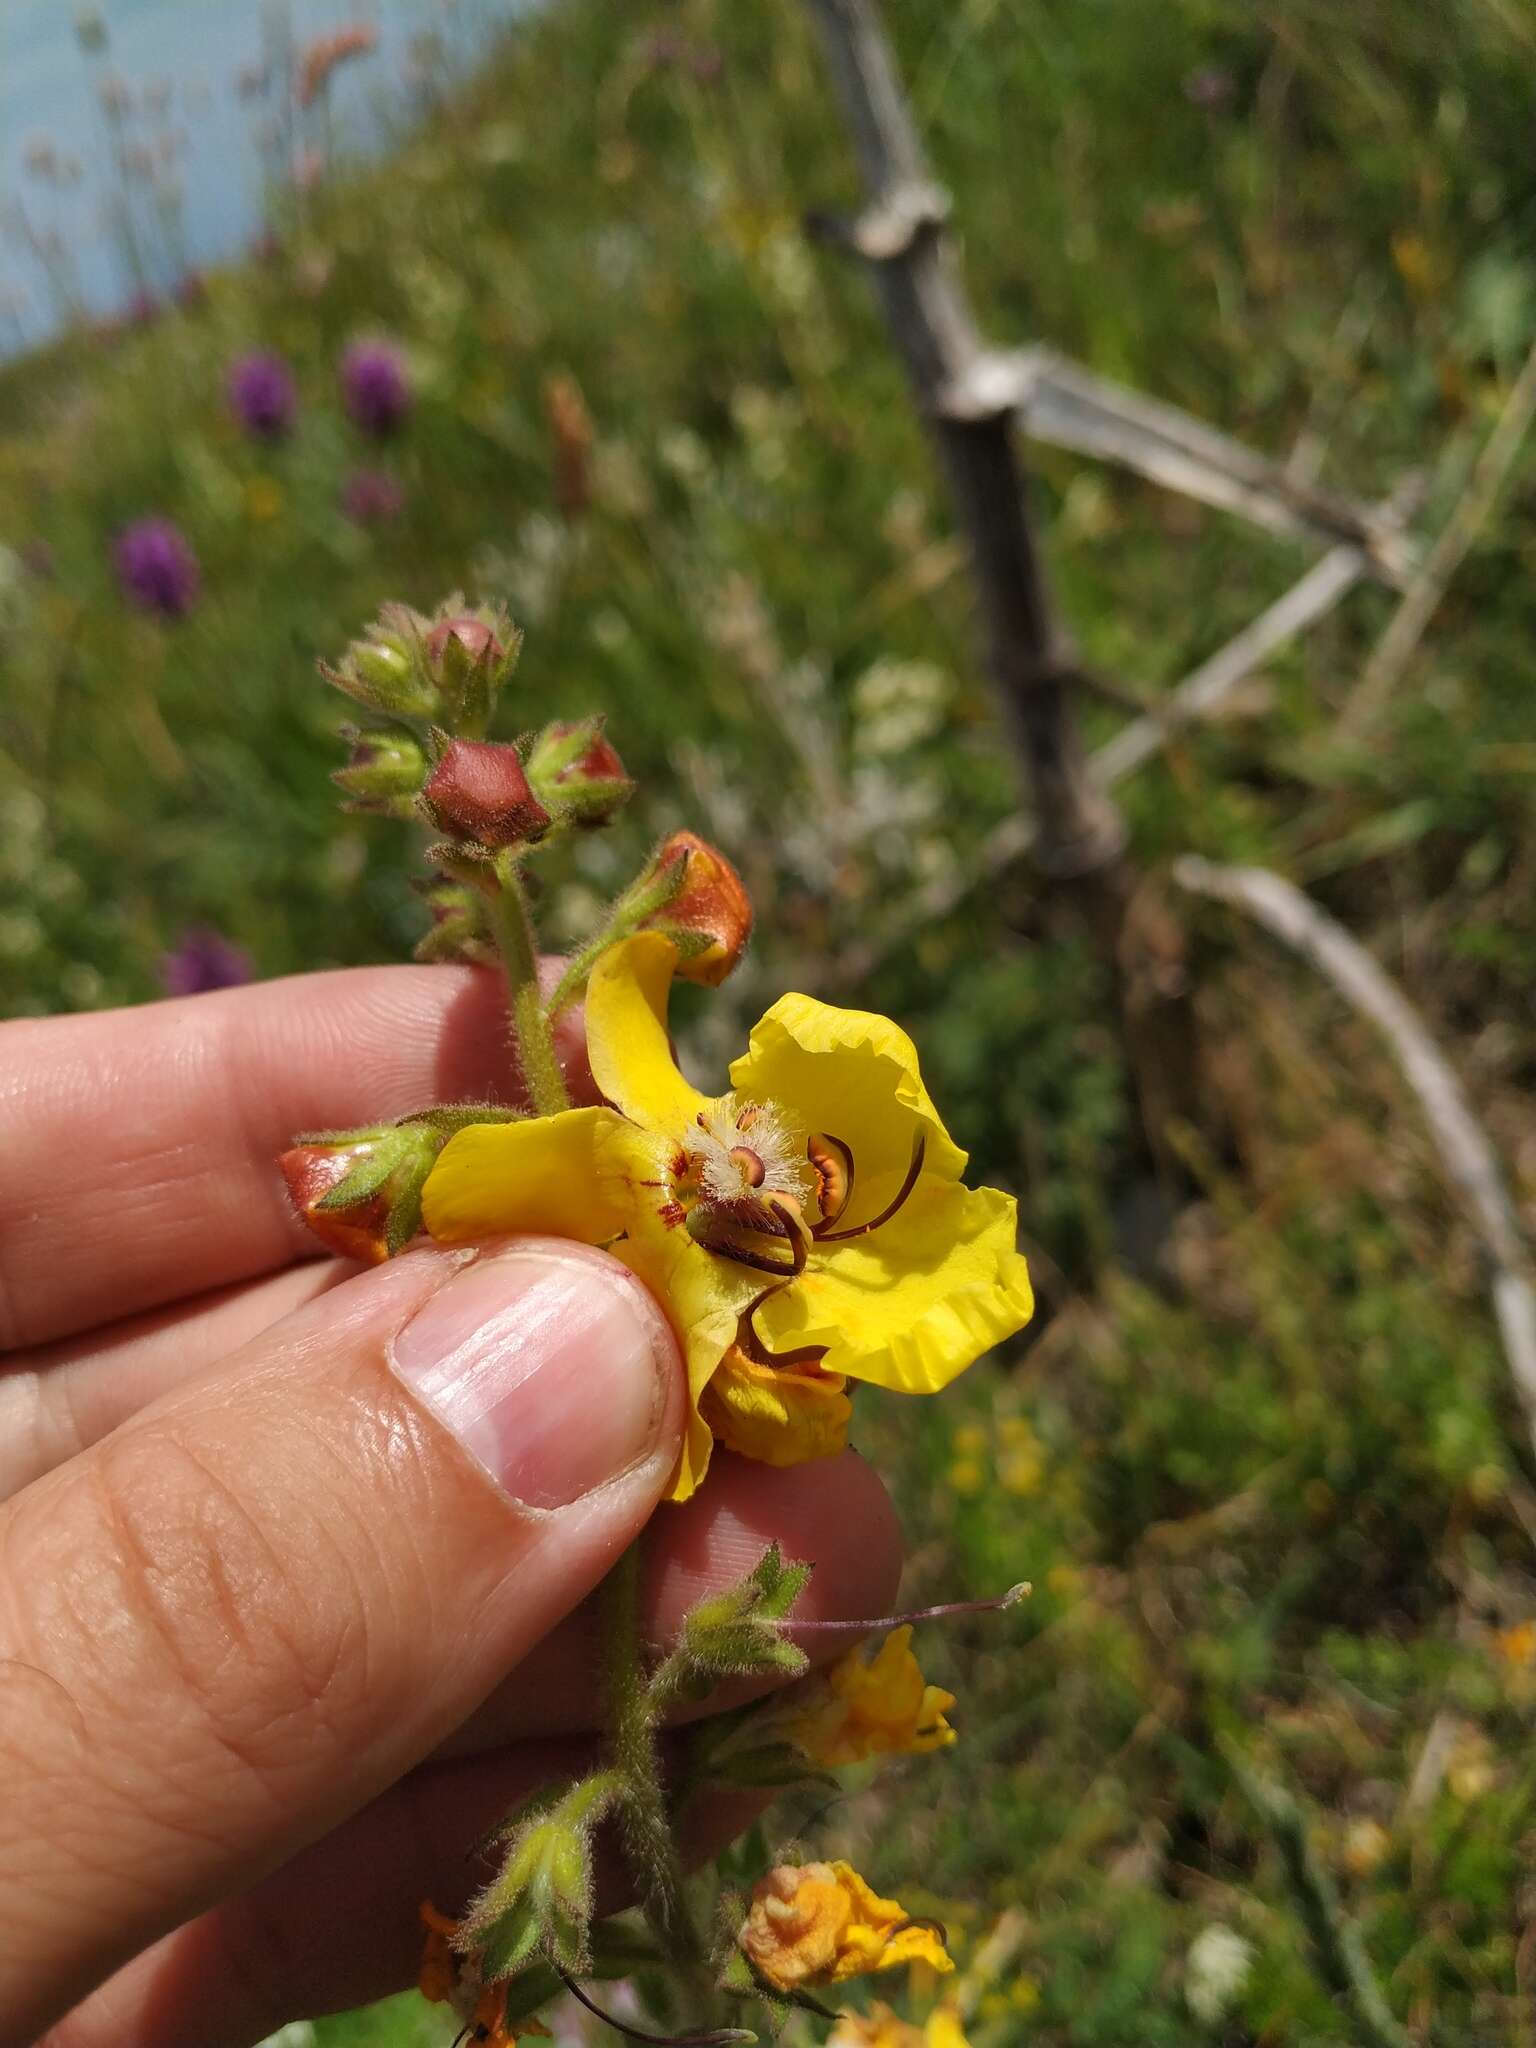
xmin=290 ymin=594 xmax=1035 ymax=2046
xmin=486 ymin=853 xmax=569 ymax=1118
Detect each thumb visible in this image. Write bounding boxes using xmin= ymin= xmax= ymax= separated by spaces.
xmin=0 ymin=1237 xmax=683 ymax=2045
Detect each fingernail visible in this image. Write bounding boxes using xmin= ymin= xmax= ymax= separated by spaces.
xmin=391 ymin=1243 xmax=674 ymax=1507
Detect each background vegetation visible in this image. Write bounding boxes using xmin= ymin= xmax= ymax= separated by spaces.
xmin=5 ymin=0 xmax=1536 ymax=2040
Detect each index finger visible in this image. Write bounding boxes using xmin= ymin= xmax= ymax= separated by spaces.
xmin=0 ymin=963 xmax=586 ymax=1351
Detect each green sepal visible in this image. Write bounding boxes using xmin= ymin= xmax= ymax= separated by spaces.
xmin=704 ymin=1742 xmax=835 ymax=1791
xmin=678 ymin=1543 xmax=814 ymax=1684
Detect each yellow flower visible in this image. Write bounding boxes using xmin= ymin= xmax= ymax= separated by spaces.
xmin=422 ymin=933 xmax=1033 ymax=1500
xmin=775 ymin=1625 xmax=956 ymax=1767
xmin=828 ymin=2003 xmax=971 ymax=2048
xmin=243 ymin=476 xmax=284 ymax=523
xmin=1495 ymin=1621 xmax=1536 ymax=1667
xmin=738 ymin=1861 xmax=953 ymax=1991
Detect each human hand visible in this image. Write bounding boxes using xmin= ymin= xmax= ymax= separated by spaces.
xmin=0 ymin=965 xmax=901 ymax=2048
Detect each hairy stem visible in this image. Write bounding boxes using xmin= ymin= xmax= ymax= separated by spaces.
xmin=488 ymin=861 xmax=568 ymax=1117
xmin=602 ymin=1544 xmax=700 ymax=1969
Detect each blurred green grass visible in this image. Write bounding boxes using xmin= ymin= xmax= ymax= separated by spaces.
xmin=6 ymin=0 xmax=1536 ymax=2041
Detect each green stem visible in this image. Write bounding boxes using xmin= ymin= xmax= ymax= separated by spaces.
xmin=546 ymin=927 xmax=617 ymax=1020
xmin=602 ymin=1544 xmax=700 ymax=1969
xmin=488 ymin=860 xmax=569 ymax=1117
xmin=1223 ymin=1741 xmax=1413 ymax=2048
xmin=545 ymin=858 xmax=691 ymax=1020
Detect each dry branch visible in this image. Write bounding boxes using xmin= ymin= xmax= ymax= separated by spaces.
xmin=984 ymin=348 xmax=1416 ymax=585
xmin=1340 ymin=332 xmax=1536 ymax=733
xmin=1093 ymin=543 xmax=1370 ymax=787
xmin=837 ymin=536 xmax=1388 ymax=985
xmin=803 ymin=0 xmax=1122 ymax=878
xmin=1173 ymin=857 xmax=1536 ymax=1461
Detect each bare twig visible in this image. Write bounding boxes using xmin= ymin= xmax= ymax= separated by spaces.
xmin=1094 ymin=474 xmax=1423 ymax=787
xmin=836 ymin=538 xmax=1393 ymax=986
xmin=1173 ymin=857 xmax=1536 ymax=1460
xmin=1340 ymin=332 xmax=1536 ymax=733
xmin=990 ymin=348 xmax=1416 ymax=586
xmin=802 ymin=0 xmax=1123 ymax=878
xmin=1093 ymin=544 xmax=1370 ymax=788
xmin=1223 ymin=1740 xmax=1414 ymax=2048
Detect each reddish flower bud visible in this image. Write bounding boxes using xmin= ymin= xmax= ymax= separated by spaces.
xmin=280 ymin=1120 xmax=443 ymax=1261
xmin=526 ymin=716 xmax=634 ymax=826
xmin=422 ymin=738 xmax=551 ymax=848
xmin=279 ymin=1141 xmax=394 ymax=1264
xmin=552 ymin=720 xmax=626 ymax=786
xmin=640 ymin=830 xmax=753 ymax=985
xmin=425 ymin=615 xmax=504 ymax=669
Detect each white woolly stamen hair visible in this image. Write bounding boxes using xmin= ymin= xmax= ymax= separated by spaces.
xmin=690 ymin=1093 xmax=810 ymax=1207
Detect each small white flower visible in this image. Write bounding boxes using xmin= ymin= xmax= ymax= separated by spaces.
xmin=1185 ymin=1922 xmax=1254 ymax=2024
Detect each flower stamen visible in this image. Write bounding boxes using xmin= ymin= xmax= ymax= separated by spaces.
xmin=814 ymin=1132 xmax=926 ymax=1242
xmin=729 ymin=1144 xmax=767 ymax=1187
xmin=807 ymin=1132 xmax=854 ymax=1227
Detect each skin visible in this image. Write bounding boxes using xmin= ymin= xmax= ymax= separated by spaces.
xmin=0 ymin=964 xmax=903 ymax=2048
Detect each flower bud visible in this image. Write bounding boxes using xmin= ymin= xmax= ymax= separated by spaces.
xmin=525 ymin=716 xmax=634 ymax=827
xmin=422 ymin=738 xmax=551 ymax=849
xmin=412 ymin=876 xmax=490 ymax=963
xmin=636 ymin=831 xmax=752 ymax=985
xmin=421 ymin=597 xmax=522 ymax=735
xmin=279 ymin=1121 xmax=441 ymax=1262
xmin=319 ymin=602 xmax=438 ymax=717
xmin=426 ymin=615 xmax=504 ymax=668
xmin=332 ymin=723 xmax=429 ymax=815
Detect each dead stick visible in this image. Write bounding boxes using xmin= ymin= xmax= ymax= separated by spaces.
xmin=802 ymin=0 xmax=1122 ymax=879
xmin=1174 ymin=856 xmax=1536 ymax=1461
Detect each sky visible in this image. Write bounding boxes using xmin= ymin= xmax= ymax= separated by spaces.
xmin=0 ymin=0 xmax=518 ymax=349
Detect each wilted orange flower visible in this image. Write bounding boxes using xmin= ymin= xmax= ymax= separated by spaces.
xmin=775 ymin=1625 xmax=956 ymax=1767
xmin=828 ymin=2003 xmax=971 ymax=2048
xmin=418 ymin=1903 xmax=550 ymax=2047
xmin=739 ymin=1861 xmax=952 ymax=1991
xmin=639 ymin=831 xmax=753 ymax=985
xmin=278 ymin=1140 xmax=392 ymax=1264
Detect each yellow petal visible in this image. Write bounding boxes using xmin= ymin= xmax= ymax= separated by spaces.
xmin=587 ymin=932 xmax=710 ymax=1135
xmin=730 ymin=994 xmax=969 ymax=1200
xmin=609 ymin=1196 xmax=762 ymax=1503
xmin=755 ymin=1179 xmax=1032 ymax=1394
xmin=699 ymin=1346 xmax=851 ymax=1467
xmin=923 ymin=2011 xmax=971 ymax=2048
xmin=421 ymin=1107 xmax=642 ymax=1244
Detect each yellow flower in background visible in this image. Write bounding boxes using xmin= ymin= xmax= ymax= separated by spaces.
xmin=423 ymin=933 xmax=1033 ymax=1500
xmin=828 ymin=2002 xmax=971 ymax=2048
xmin=777 ymin=1625 xmax=957 ymax=1767
xmin=738 ymin=1861 xmax=953 ymax=1991
xmin=243 ymin=476 xmax=284 ymax=523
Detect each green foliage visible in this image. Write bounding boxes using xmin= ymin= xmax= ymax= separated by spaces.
xmin=13 ymin=0 xmax=1536 ymax=2043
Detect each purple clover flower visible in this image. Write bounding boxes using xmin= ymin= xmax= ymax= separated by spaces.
xmin=228 ymin=349 xmax=297 ymax=439
xmin=341 ymin=467 xmax=405 ymax=525
xmin=340 ymin=337 xmax=412 ymax=437
xmin=114 ymin=516 xmax=200 ymax=617
xmin=159 ymin=925 xmax=254 ymax=997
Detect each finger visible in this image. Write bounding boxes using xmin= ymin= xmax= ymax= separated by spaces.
xmin=444 ymin=1448 xmax=904 ymax=1751
xmin=0 ymin=960 xmax=592 ymax=1353
xmin=0 ymin=1301 xmax=903 ymax=1705
xmin=0 ymin=1236 xmax=683 ymax=2044
xmin=44 ymin=1739 xmax=763 ymax=2048
xmin=0 ymin=1264 xmax=348 ymax=1501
